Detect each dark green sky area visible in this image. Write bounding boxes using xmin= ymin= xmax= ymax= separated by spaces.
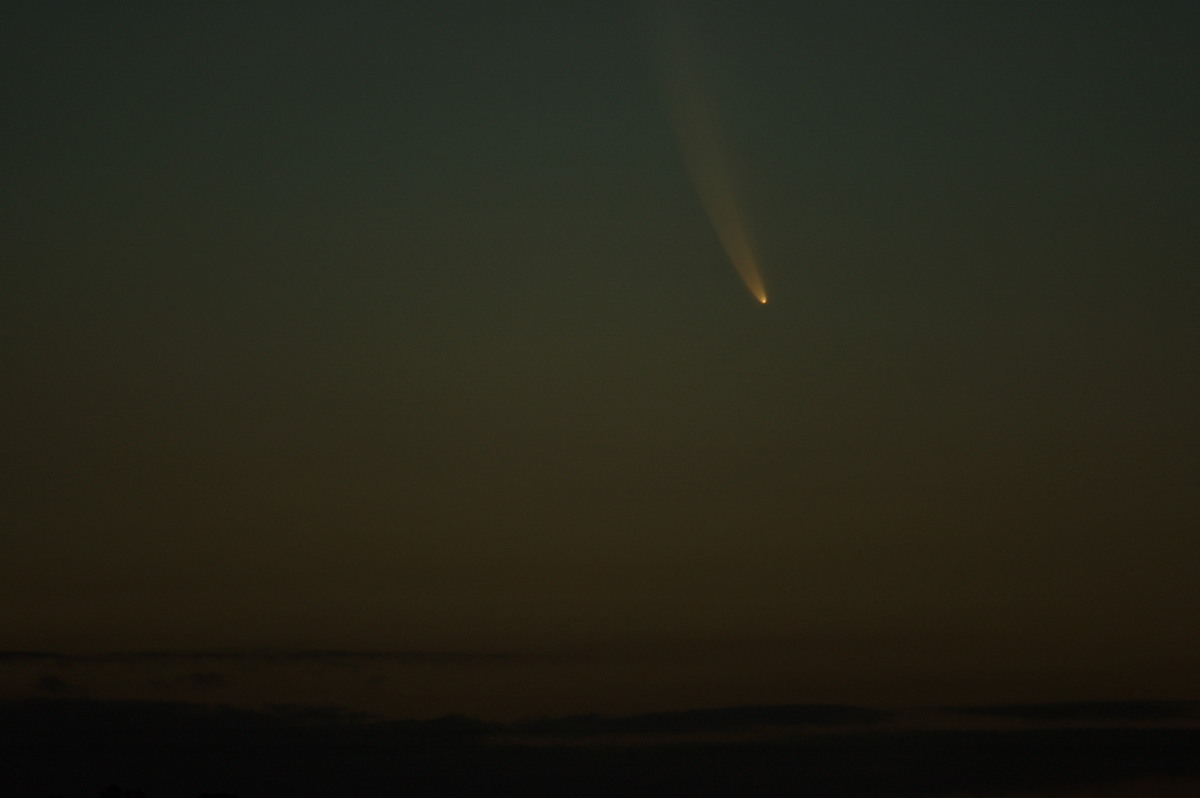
xmin=3 ymin=2 xmax=1198 ymax=715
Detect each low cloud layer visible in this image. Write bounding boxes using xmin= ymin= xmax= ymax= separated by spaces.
xmin=514 ymin=703 xmax=891 ymax=737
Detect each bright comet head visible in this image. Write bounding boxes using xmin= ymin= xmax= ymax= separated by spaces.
xmin=658 ymin=7 xmax=769 ymax=310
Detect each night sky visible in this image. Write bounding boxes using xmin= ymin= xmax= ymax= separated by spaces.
xmin=3 ymin=1 xmax=1198 ymax=720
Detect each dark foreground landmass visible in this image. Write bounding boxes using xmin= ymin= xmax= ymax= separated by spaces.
xmin=5 ymin=699 xmax=1200 ymax=797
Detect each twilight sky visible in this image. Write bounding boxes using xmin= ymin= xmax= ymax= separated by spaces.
xmin=3 ymin=1 xmax=1198 ymax=716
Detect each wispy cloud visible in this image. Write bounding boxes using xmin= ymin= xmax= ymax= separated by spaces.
xmin=0 ymin=649 xmax=519 ymax=665
xmin=953 ymin=701 xmax=1200 ymax=723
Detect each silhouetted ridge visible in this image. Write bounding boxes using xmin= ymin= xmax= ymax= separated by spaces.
xmin=0 ymin=699 xmax=497 ymax=745
xmin=5 ymin=699 xmax=1200 ymax=797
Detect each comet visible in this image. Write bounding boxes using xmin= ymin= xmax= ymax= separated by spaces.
xmin=655 ymin=5 xmax=768 ymax=305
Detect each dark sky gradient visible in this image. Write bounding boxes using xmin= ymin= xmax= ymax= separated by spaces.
xmin=3 ymin=2 xmax=1198 ymax=714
